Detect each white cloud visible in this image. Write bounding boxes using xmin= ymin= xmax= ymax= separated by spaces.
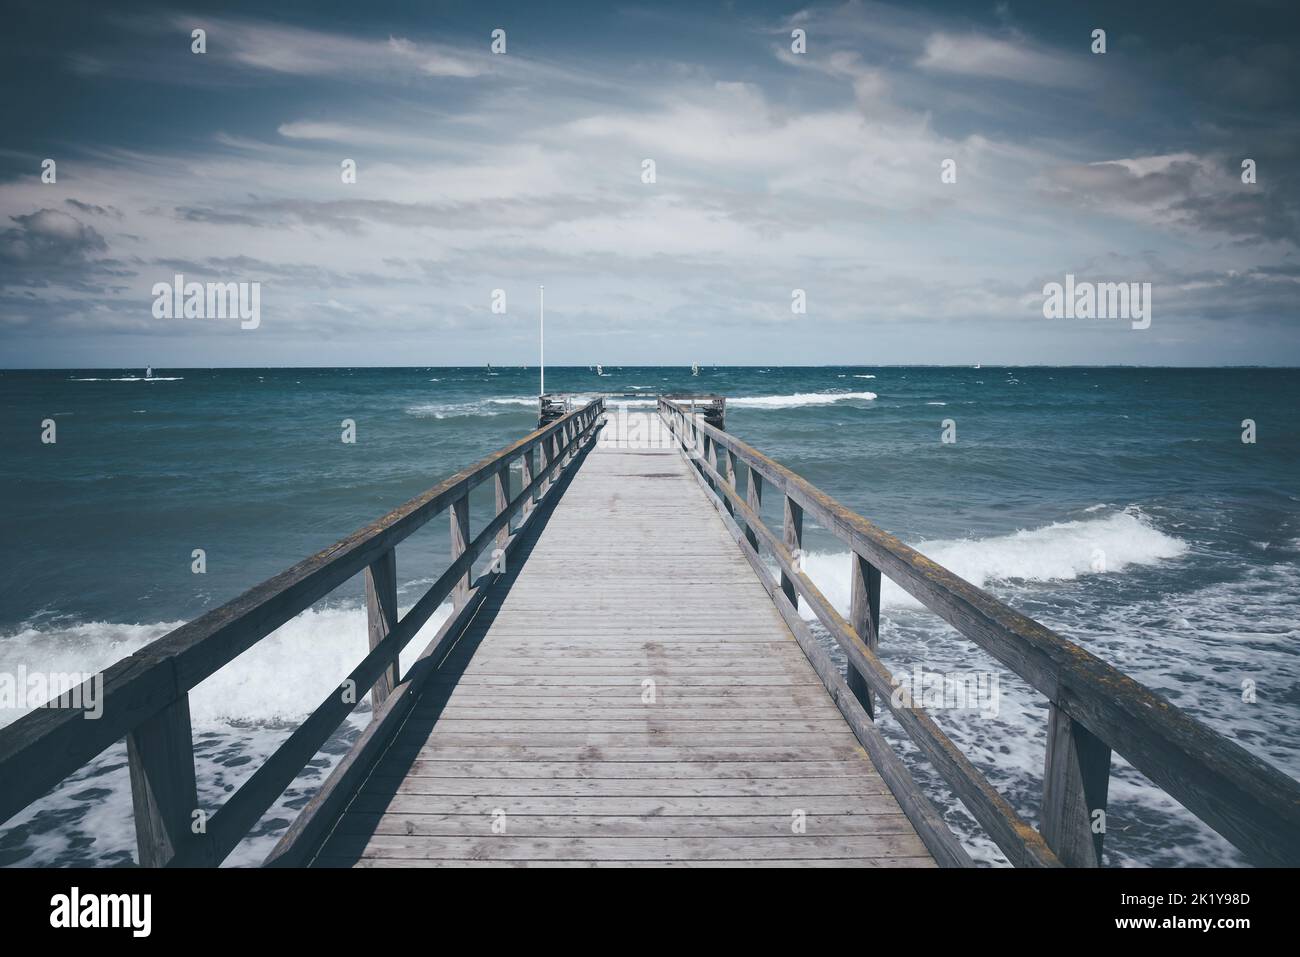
xmin=916 ymin=32 xmax=1089 ymax=88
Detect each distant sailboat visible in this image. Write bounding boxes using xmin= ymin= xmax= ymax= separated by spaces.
xmin=596 ymin=364 xmax=603 ymax=376
xmin=691 ymin=363 xmax=700 ymax=376
xmin=974 ymin=363 xmax=981 ymax=370
xmin=145 ymin=366 xmax=152 ymax=379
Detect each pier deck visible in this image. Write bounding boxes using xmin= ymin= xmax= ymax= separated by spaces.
xmin=313 ymin=414 xmax=935 ymax=866
xmin=5 ymin=396 xmax=1298 ymax=869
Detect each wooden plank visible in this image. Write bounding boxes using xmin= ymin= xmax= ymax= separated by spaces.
xmin=781 ymin=494 xmax=802 ymax=607
xmin=366 ymin=776 xmax=893 ymax=798
xmin=848 ymin=553 xmax=881 ymax=718
xmin=336 ymin=813 xmax=916 ymax=837
xmin=323 ymin=857 xmax=935 ymax=868
xmin=127 ymin=694 xmax=204 ymax=867
xmin=376 ymin=760 xmax=878 ymax=779
xmin=1041 ymin=702 xmax=1111 ymax=867
xmin=449 ymin=494 xmax=470 ymax=608
xmin=364 ymin=548 xmax=399 ymax=708
xmin=343 ymin=794 xmax=911 ymax=816
xmin=321 ymin=834 xmax=929 ymax=862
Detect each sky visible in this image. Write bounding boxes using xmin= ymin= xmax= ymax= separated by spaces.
xmin=1 ymin=0 xmax=1298 ymax=367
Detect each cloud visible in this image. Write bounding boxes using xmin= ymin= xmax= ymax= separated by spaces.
xmin=915 ymin=32 xmax=1090 ymax=88
xmin=2 ymin=209 xmax=107 ymax=264
xmin=1040 ymin=154 xmax=1297 ymax=245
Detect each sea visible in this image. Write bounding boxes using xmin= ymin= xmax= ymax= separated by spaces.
xmin=1 ymin=366 xmax=1297 ymax=867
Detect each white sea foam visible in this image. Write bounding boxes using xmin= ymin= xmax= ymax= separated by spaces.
xmin=0 ymin=600 xmax=452 ymax=730
xmin=853 ymin=374 xmax=876 ymax=379
xmin=405 ymin=396 xmax=535 ymax=419
xmin=729 ymin=391 xmax=877 ymax=409
xmin=795 ymin=508 xmax=1188 ymax=616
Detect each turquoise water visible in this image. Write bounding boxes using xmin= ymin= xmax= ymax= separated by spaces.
xmin=1 ymin=366 xmax=1297 ymax=866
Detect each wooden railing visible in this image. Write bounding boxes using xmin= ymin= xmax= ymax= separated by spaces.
xmin=658 ymin=397 xmax=1300 ymax=868
xmin=0 ymin=399 xmax=605 ymax=867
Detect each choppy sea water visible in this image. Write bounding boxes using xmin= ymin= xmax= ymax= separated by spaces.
xmin=0 ymin=366 xmax=1296 ymax=866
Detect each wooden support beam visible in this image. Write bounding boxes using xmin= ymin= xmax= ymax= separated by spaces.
xmin=523 ymin=448 xmax=536 ymax=512
xmin=780 ymin=494 xmax=803 ymax=608
xmin=744 ymin=467 xmax=763 ymax=553
xmin=127 ymin=694 xmax=202 ymax=867
xmin=364 ymin=548 xmax=399 ymax=709
xmin=1042 ymin=703 xmax=1111 ymax=867
xmin=848 ymin=553 xmax=882 ymax=719
xmin=450 ymin=494 xmax=470 ymax=609
xmin=494 ymin=464 xmax=510 ymax=551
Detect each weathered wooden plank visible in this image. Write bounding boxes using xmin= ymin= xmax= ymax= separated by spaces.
xmin=322 ymin=834 xmax=929 ymax=862
xmin=342 ymin=794 xmax=911 ymax=816
xmin=1041 ymin=702 xmax=1111 ymax=867
xmin=381 ymin=745 xmax=867 ymax=763
xmin=364 ymin=776 xmax=893 ymax=798
xmin=127 ymin=694 xmax=204 ymax=867
xmin=336 ymin=813 xmax=915 ymax=837
xmin=322 ymin=856 xmax=935 ymax=868
xmin=364 ymin=548 xmax=399 ymax=708
xmin=449 ymin=494 xmax=470 ymax=608
xmin=848 ymin=552 xmax=881 ymax=718
xmin=375 ymin=759 xmax=878 ymax=779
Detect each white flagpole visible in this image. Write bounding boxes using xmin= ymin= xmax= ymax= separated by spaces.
xmin=539 ymin=284 xmax=545 ymax=397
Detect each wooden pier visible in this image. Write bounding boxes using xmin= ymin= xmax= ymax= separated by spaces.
xmin=1 ymin=396 xmax=1298 ymax=868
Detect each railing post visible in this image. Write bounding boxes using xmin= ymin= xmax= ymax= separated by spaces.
xmin=1041 ymin=704 xmax=1111 ymax=866
xmin=780 ymin=494 xmax=803 ymax=608
xmin=848 ymin=553 xmax=882 ymax=718
xmin=722 ymin=448 xmax=737 ymax=517
xmin=127 ymin=694 xmax=203 ymax=867
xmin=450 ymin=493 xmax=470 ymax=608
xmin=494 ymin=463 xmax=510 ymax=552
xmin=538 ymin=435 xmax=550 ymax=497
xmin=745 ymin=467 xmax=763 ymax=552
xmin=364 ymin=548 xmax=399 ymax=709
xmin=523 ymin=446 xmax=537 ymax=511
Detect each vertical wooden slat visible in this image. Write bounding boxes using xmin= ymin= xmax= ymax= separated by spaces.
xmin=721 ymin=448 xmax=737 ymax=517
xmin=1042 ymin=704 xmax=1112 ymax=866
xmin=364 ymin=548 xmax=399 ymax=709
xmin=848 ymin=553 xmax=882 ymax=718
xmin=745 ymin=467 xmax=763 ymax=552
xmin=780 ymin=494 xmax=803 ymax=608
xmin=127 ymin=695 xmax=202 ymax=867
xmin=494 ymin=464 xmax=510 ymax=550
xmin=522 ymin=447 xmax=536 ymax=512
xmin=538 ymin=437 xmax=550 ymax=497
xmin=450 ymin=494 xmax=470 ymax=608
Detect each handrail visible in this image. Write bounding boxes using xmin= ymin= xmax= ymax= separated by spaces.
xmin=0 ymin=398 xmax=605 ymax=866
xmin=658 ymin=396 xmax=1300 ymax=867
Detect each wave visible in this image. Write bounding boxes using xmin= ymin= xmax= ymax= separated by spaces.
xmin=796 ymin=507 xmax=1188 ymax=614
xmin=0 ymin=601 xmax=452 ymax=730
xmin=853 ymin=374 xmax=876 ymax=379
xmin=405 ymin=396 xmax=536 ymax=419
xmin=729 ymin=391 xmax=878 ymax=409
